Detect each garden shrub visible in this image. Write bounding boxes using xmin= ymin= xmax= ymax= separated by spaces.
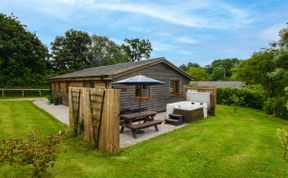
xmin=263 ymin=98 xmax=274 ymax=115
xmin=285 ymin=87 xmax=288 ymax=110
xmin=217 ymin=85 xmax=266 ymax=109
xmin=0 ymin=131 xmax=65 ymax=177
xmin=263 ymin=97 xmax=288 ymax=118
xmin=263 ymin=87 xmax=288 ymax=119
xmin=230 ymin=94 xmax=244 ymax=113
xmin=277 ymin=128 xmax=288 ymax=162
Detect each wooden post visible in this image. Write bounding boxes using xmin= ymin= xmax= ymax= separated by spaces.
xmin=98 ymin=89 xmax=120 ymax=153
xmin=1 ymin=89 xmax=4 ymax=97
xmin=80 ymin=87 xmax=87 ymax=141
xmin=22 ymin=90 xmax=24 ymax=97
xmin=68 ymin=87 xmax=74 ymax=128
xmin=39 ymin=90 xmax=42 ymax=96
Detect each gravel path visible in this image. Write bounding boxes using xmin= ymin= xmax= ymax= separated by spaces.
xmin=120 ymin=112 xmax=187 ymax=148
xmin=33 ymin=99 xmax=70 ymax=125
xmin=33 ymin=99 xmax=186 ymax=148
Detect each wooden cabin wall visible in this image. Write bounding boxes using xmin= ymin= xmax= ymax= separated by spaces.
xmin=50 ymin=80 xmax=110 ymax=105
xmin=70 ymin=82 xmax=84 ymax=87
xmin=49 ymin=62 xmax=190 ymax=110
xmin=114 ymin=63 xmax=190 ymax=112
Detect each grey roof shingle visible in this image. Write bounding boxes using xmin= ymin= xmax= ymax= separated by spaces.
xmin=49 ymin=57 xmax=191 ymax=80
xmin=190 ymin=81 xmax=245 ymax=88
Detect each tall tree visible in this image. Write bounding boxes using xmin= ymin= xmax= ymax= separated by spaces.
xmin=0 ymin=13 xmax=48 ymax=87
xmin=179 ymin=62 xmax=200 ymax=71
xmin=232 ymin=51 xmax=275 ymax=95
xmin=210 ymin=58 xmax=240 ymax=80
xmin=278 ymin=24 xmax=288 ymax=48
xmin=50 ymin=29 xmax=91 ymax=73
xmin=187 ymin=66 xmax=209 ymax=81
xmin=121 ymin=38 xmax=152 ymax=62
xmin=89 ymin=35 xmax=128 ymax=66
xmin=232 ymin=24 xmax=288 ymax=97
xmin=211 ymin=65 xmax=226 ymax=81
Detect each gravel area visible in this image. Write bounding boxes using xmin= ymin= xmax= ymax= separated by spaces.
xmin=33 ymin=99 xmax=186 ymax=148
xmin=120 ymin=112 xmax=187 ymax=148
xmin=33 ymin=99 xmax=70 ymax=125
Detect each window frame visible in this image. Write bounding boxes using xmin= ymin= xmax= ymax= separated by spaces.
xmin=89 ymin=82 xmax=95 ymax=88
xmin=84 ymin=81 xmax=95 ymax=88
xmin=134 ymin=84 xmax=151 ymax=100
xmin=170 ymin=80 xmax=180 ymax=96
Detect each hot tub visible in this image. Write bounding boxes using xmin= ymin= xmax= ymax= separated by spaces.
xmin=166 ymin=101 xmax=208 ymax=120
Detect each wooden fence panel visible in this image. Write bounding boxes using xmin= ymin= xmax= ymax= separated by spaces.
xmin=68 ymin=87 xmax=120 ymax=154
xmin=197 ymin=87 xmax=216 ymax=116
xmin=98 ymin=89 xmax=120 ymax=153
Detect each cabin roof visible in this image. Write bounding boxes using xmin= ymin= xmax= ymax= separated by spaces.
xmin=190 ymin=81 xmax=245 ymax=88
xmin=49 ymin=57 xmax=192 ymax=80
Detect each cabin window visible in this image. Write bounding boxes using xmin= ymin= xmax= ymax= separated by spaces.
xmin=89 ymin=82 xmax=95 ymax=88
xmin=84 ymin=81 xmax=95 ymax=88
xmin=170 ymin=80 xmax=180 ymax=96
xmin=134 ymin=84 xmax=150 ymax=99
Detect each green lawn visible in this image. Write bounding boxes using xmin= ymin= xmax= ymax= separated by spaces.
xmin=0 ymin=101 xmax=288 ymax=177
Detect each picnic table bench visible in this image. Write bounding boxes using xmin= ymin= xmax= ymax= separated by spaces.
xmin=120 ymin=110 xmax=163 ymax=138
xmin=126 ymin=120 xmax=163 ymax=138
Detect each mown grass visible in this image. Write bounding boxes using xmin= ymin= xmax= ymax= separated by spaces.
xmin=0 ymin=101 xmax=64 ymax=138
xmin=0 ymin=101 xmax=288 ymax=177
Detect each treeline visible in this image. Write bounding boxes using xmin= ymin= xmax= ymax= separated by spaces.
xmin=179 ymin=58 xmax=241 ymax=81
xmin=0 ymin=13 xmax=152 ymax=88
xmin=181 ymin=22 xmax=288 ymax=98
xmin=180 ymin=23 xmax=288 ymax=118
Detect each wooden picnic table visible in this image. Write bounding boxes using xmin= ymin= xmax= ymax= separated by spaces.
xmin=120 ymin=110 xmax=157 ymax=121
xmin=120 ymin=110 xmax=162 ymax=138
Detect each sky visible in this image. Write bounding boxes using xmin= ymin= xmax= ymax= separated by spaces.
xmin=1 ymin=0 xmax=288 ymax=66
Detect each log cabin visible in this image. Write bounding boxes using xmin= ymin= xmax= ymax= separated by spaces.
xmin=49 ymin=57 xmax=192 ymax=112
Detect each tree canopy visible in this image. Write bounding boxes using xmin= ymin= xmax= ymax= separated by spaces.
xmin=210 ymin=58 xmax=240 ymax=80
xmin=187 ymin=67 xmax=209 ymax=81
xmin=232 ymin=24 xmax=288 ymax=97
xmin=89 ymin=35 xmax=128 ymax=66
xmin=0 ymin=13 xmax=48 ymax=87
xmin=50 ymin=32 xmax=153 ymax=74
xmin=121 ymin=38 xmax=152 ymax=62
xmin=179 ymin=62 xmax=200 ymax=71
xmin=50 ymin=29 xmax=91 ymax=74
xmin=179 ymin=58 xmax=240 ymax=81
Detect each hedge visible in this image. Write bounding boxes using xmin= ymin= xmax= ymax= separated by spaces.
xmin=217 ymin=87 xmax=266 ymax=109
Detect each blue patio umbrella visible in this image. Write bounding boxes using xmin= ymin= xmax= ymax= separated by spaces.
xmin=113 ymin=75 xmax=164 ymax=110
xmin=113 ymin=75 xmax=164 ymax=85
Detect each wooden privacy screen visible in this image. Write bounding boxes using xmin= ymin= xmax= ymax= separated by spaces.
xmin=184 ymin=85 xmax=217 ymax=116
xmin=69 ymin=87 xmax=120 ymax=154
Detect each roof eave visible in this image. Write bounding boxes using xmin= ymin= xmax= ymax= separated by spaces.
xmin=49 ymin=75 xmax=112 ymax=81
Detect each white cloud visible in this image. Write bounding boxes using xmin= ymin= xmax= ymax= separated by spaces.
xmin=128 ymin=27 xmax=173 ymax=37
xmin=176 ymin=37 xmax=198 ymax=45
xmin=259 ymin=24 xmax=285 ymax=42
xmin=36 ymin=0 xmax=251 ymax=29
xmin=151 ymin=40 xmax=175 ymax=52
xmin=87 ymin=2 xmax=204 ymax=27
xmin=177 ymin=50 xmax=194 ymax=55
